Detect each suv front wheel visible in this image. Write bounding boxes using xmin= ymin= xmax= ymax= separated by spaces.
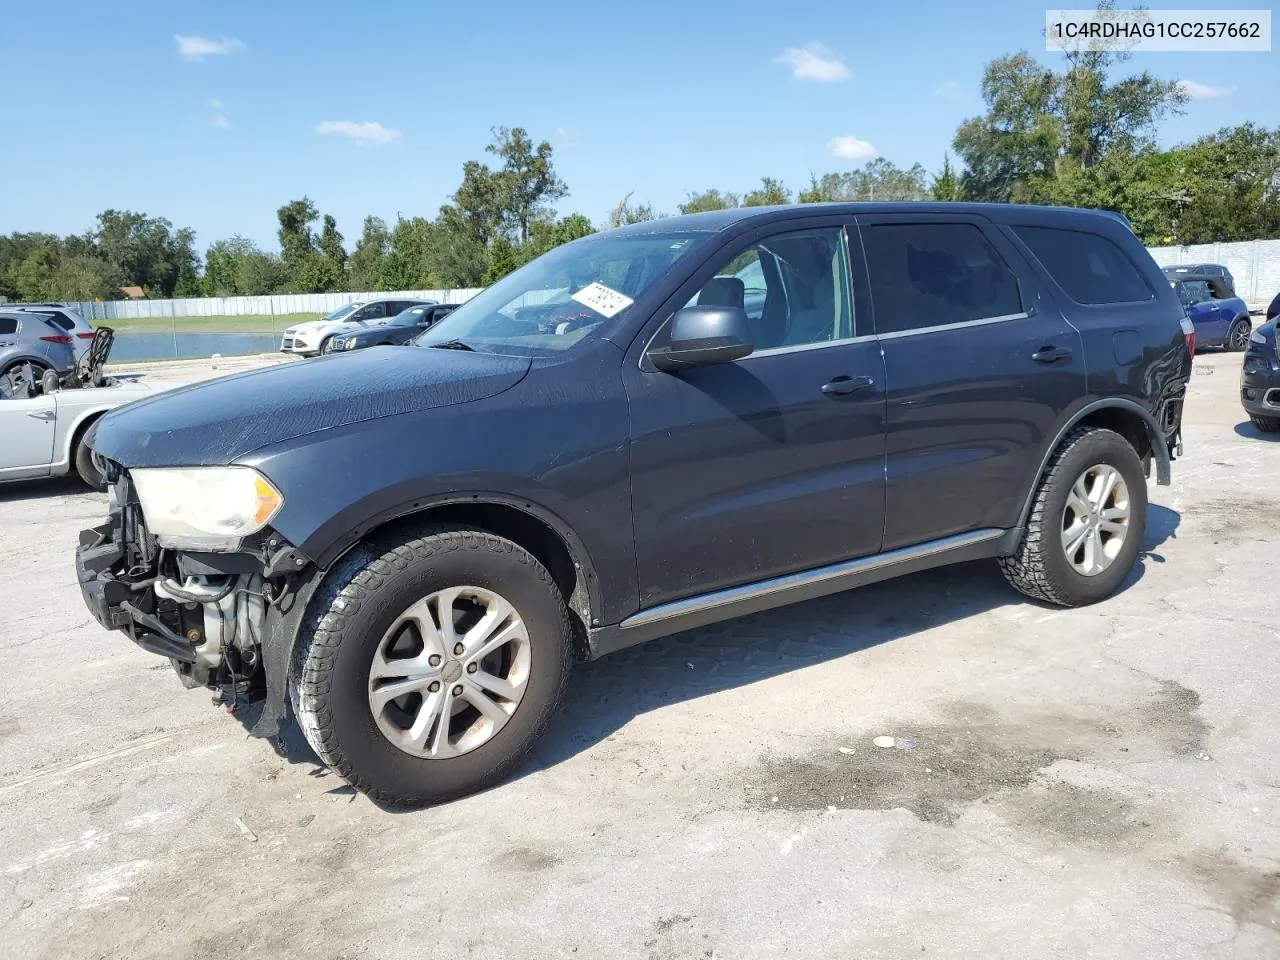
xmin=1000 ymin=426 xmax=1148 ymax=607
xmin=290 ymin=526 xmax=574 ymax=805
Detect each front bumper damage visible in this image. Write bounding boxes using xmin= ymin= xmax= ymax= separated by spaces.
xmin=75 ymin=466 xmax=321 ymax=737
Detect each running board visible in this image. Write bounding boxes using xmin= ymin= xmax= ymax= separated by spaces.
xmin=587 ymin=528 xmax=1018 ymax=659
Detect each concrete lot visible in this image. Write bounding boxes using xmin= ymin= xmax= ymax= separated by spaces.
xmin=1 ymin=349 xmax=1277 ymax=959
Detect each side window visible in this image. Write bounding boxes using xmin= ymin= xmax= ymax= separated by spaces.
xmin=0 ymin=318 xmax=17 ymax=335
xmin=45 ymin=311 xmax=74 ymax=331
xmin=1014 ymin=226 xmax=1153 ymax=305
xmin=864 ymin=223 xmax=1024 ymax=335
xmin=1183 ymin=280 xmax=1212 ymax=303
xmin=686 ymin=227 xmax=854 ymax=351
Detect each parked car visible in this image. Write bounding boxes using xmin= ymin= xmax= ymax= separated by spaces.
xmin=1265 ymin=290 xmax=1279 ymax=321
xmin=1240 ymin=319 xmax=1280 ymax=433
xmin=331 ymin=303 xmax=460 ymax=352
xmin=1163 ymin=263 xmax=1236 ymax=295
xmin=0 ymin=311 xmax=76 ymax=390
xmin=12 ymin=302 xmax=96 ymax=359
xmin=1 ymin=372 xmax=161 ymax=487
xmin=78 ymin=203 xmax=1192 ymax=804
xmin=280 ymin=298 xmax=436 ymax=356
xmin=1169 ymin=275 xmax=1253 ymax=351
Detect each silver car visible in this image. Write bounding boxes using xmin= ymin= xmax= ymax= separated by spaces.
xmin=0 ymin=311 xmax=77 ymax=388
xmin=0 ymin=376 xmax=163 ymax=488
xmin=12 ymin=303 xmax=97 ymax=360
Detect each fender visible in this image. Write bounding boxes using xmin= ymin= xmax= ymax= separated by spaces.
xmin=1016 ymin=397 xmax=1171 ymax=530
xmin=304 ymin=489 xmax=605 ymax=627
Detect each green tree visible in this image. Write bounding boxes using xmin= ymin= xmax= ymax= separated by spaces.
xmin=930 ymin=155 xmax=964 ymax=200
xmin=608 ymin=192 xmax=662 ymax=227
xmin=10 ymin=243 xmax=60 ymax=300
xmin=483 ymin=235 xmax=520 ymax=283
xmin=46 ymin=255 xmax=123 ymax=300
xmin=348 ymin=216 xmax=392 ymax=291
xmin=204 ymin=236 xmax=288 ymax=296
xmin=485 ymin=126 xmax=568 ymax=243
xmin=743 ymin=177 xmax=792 ymax=206
xmin=679 ymin=189 xmax=739 ymax=214
xmin=92 ymin=210 xmax=199 ymax=296
xmin=276 ymin=197 xmax=320 ymax=286
xmin=798 ymin=160 xmax=929 ymax=202
xmin=319 ymin=214 xmax=347 ymax=274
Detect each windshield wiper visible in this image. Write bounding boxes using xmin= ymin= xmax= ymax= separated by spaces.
xmin=427 ymin=339 xmax=475 ymax=352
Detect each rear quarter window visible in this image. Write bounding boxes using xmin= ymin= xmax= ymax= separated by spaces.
xmin=0 ymin=318 xmax=17 ymax=335
xmin=1014 ymin=226 xmax=1153 ymax=305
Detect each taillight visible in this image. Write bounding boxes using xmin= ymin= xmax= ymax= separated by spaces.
xmin=40 ymin=334 xmax=73 ymax=344
xmin=77 ymin=332 xmax=96 ymax=339
xmin=1179 ymin=315 xmax=1195 ymax=358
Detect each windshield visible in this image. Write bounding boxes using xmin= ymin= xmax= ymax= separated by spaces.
xmin=390 ymin=307 xmax=428 ymax=327
xmin=322 ymin=303 xmax=362 ymax=321
xmin=415 ymin=231 xmax=707 ymax=354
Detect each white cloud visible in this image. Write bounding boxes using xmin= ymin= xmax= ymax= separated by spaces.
xmin=314 ymin=120 xmax=402 ymax=147
xmin=209 ymin=98 xmax=224 ymax=109
xmin=175 ymin=35 xmax=244 ymax=61
xmin=213 ymin=114 xmax=231 ymax=129
xmin=773 ymin=43 xmax=850 ymax=83
xmin=1176 ymin=79 xmax=1236 ymax=100
xmin=935 ymin=80 xmax=963 ymax=101
xmin=827 ymin=135 xmax=878 ymax=162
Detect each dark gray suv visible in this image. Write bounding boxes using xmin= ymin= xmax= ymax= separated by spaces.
xmin=77 ymin=203 xmax=1193 ymax=804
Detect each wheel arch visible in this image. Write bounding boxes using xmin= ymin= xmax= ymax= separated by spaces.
xmin=1016 ymin=399 xmax=1170 ymax=529
xmin=61 ymin=408 xmax=107 ymax=471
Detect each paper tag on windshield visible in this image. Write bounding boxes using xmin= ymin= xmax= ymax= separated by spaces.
xmin=571 ymin=282 xmax=633 ymax=318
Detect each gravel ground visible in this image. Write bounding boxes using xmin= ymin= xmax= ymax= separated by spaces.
xmin=1 ymin=348 xmax=1277 ymax=959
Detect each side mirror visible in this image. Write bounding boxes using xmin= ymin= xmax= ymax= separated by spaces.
xmin=649 ymin=306 xmax=754 ymax=373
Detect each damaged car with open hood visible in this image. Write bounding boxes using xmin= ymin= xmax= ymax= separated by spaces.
xmin=76 ymin=204 xmax=1191 ymax=805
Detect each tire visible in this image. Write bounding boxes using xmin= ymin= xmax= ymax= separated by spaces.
xmin=1250 ymin=414 xmax=1280 ymax=433
xmin=1 ymin=360 xmax=49 ymax=393
xmin=290 ymin=525 xmax=573 ymax=805
xmin=318 ymin=336 xmax=334 ymax=355
xmin=74 ymin=430 xmax=106 ymax=490
xmin=999 ymin=426 xmax=1147 ymax=607
xmin=1226 ymin=318 xmax=1252 ymax=352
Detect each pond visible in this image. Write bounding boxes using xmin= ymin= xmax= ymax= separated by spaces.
xmin=110 ymin=331 xmax=282 ymax=363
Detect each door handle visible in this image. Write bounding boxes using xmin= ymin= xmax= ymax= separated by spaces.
xmin=821 ymin=375 xmax=875 ymax=397
xmin=26 ymin=409 xmax=56 ymax=421
xmin=1031 ymin=345 xmax=1073 ymax=364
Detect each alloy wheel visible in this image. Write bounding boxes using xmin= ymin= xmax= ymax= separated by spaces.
xmin=367 ymin=586 xmax=531 ymax=758
xmin=1061 ymin=464 xmax=1131 ymax=577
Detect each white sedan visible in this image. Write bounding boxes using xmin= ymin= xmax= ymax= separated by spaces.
xmin=280 ymin=298 xmax=435 ymax=356
xmin=0 ymin=378 xmax=163 ymax=489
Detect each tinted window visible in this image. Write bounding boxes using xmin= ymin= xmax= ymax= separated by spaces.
xmin=1181 ymin=280 xmax=1213 ymax=303
xmin=864 ymin=223 xmax=1023 ymax=334
xmin=1015 ymin=226 xmax=1152 ymax=305
xmin=45 ymin=311 xmax=73 ymax=331
xmin=686 ymin=227 xmax=854 ymax=351
xmin=390 ymin=307 xmax=429 ymax=327
xmin=0 ymin=318 xmax=16 ymax=335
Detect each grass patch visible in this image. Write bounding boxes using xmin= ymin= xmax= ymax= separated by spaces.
xmin=98 ymin=313 xmax=321 ymax=334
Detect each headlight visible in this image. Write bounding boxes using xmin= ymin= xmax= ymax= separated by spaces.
xmin=130 ymin=467 xmax=283 ymax=551
xmin=345 ymin=339 xmax=359 ymax=350
xmin=1252 ymin=330 xmax=1267 ymax=345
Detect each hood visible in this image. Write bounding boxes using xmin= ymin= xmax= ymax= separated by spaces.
xmin=92 ymin=347 xmax=531 ymax=467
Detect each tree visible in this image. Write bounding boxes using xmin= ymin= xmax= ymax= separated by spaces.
xmin=485 ymin=126 xmax=568 ymax=243
xmin=954 ymin=2 xmax=1186 ymax=202
xmin=743 ymin=177 xmax=792 ymax=207
xmin=92 ymin=210 xmax=199 ymax=296
xmin=483 ymin=235 xmax=520 ymax=283
xmin=608 ymin=193 xmax=662 ymax=227
xmin=9 ymin=243 xmax=60 ymax=300
xmin=798 ymin=159 xmax=929 ymax=202
xmin=453 ymin=161 xmax=505 ymax=247
xmin=276 ymin=197 xmax=320 ymax=284
xmin=679 ymin=189 xmax=739 ymax=214
xmin=46 ymin=255 xmax=124 ymax=301
xmin=348 ymin=216 xmax=392 ymax=291
xmin=930 ymin=155 xmax=964 ymax=201
xmin=319 ymin=214 xmax=346 ymax=272
xmin=203 ymin=236 xmax=288 ymax=296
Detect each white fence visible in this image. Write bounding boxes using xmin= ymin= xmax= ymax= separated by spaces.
xmin=1146 ymin=238 xmax=1280 ymax=302
xmin=65 ymin=288 xmax=483 ymax=322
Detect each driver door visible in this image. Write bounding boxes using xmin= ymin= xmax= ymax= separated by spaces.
xmin=624 ymin=222 xmax=887 ymax=608
xmin=0 ymin=395 xmax=57 ymax=479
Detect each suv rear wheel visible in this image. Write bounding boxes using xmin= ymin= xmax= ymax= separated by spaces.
xmin=999 ymin=426 xmax=1147 ymax=607
xmin=1227 ymin=318 xmax=1252 ymax=352
xmin=290 ymin=526 xmax=573 ymax=805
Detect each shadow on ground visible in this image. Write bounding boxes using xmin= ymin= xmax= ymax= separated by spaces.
xmin=526 ymin=503 xmax=1180 ymax=776
xmin=1234 ymin=419 xmax=1280 ymax=441
xmin=0 ymin=475 xmax=95 ymax=503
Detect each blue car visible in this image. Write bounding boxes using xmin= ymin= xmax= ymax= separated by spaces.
xmin=1170 ymin=275 xmax=1253 ymax=352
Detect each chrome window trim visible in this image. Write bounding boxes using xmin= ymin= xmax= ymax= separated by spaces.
xmin=876 ymin=311 xmax=1029 ymax=341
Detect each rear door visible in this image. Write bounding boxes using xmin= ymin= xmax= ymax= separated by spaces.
xmin=856 ymin=214 xmax=1086 ymax=550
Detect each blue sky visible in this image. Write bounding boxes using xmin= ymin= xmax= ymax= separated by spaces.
xmin=1 ymin=0 xmax=1275 ymax=253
